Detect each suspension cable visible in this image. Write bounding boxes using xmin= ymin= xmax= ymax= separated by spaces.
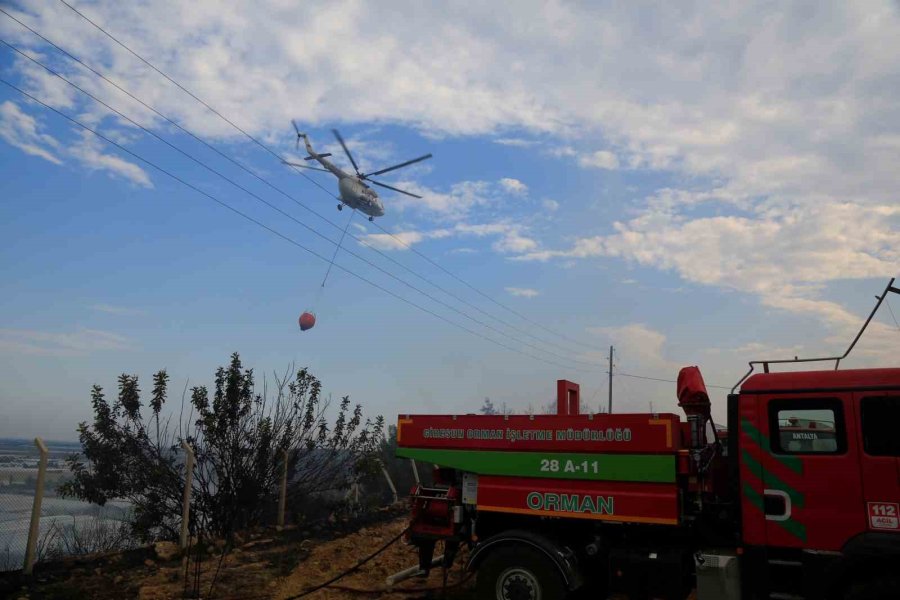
xmin=0 ymin=77 xmax=590 ymax=373
xmin=50 ymin=0 xmax=613 ymax=355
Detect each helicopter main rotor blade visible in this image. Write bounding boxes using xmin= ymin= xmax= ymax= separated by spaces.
xmin=305 ymin=153 xmax=332 ymax=160
xmin=368 ymin=179 xmax=423 ymax=198
xmin=291 ymin=120 xmax=302 ymax=149
xmin=331 ymin=129 xmax=361 ymax=175
xmin=282 ymin=160 xmax=330 ymax=173
xmin=363 ymin=154 xmax=433 ymax=178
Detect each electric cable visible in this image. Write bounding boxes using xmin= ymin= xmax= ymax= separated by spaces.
xmin=617 ymin=371 xmax=731 ymax=390
xmin=0 ymin=38 xmax=604 ymax=369
xmin=53 ymin=0 xmax=613 ymax=355
xmin=321 ymin=210 xmax=355 ymax=289
xmin=12 ymin=5 xmax=736 ymax=384
xmin=0 ymin=8 xmax=610 ymax=366
xmin=0 ymin=77 xmax=589 ymax=373
xmin=885 ymin=297 xmax=900 ymax=331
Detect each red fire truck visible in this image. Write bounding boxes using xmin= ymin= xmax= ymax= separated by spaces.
xmin=396 ymin=282 xmax=900 ymax=600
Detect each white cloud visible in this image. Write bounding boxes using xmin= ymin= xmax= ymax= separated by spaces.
xmin=505 ymin=287 xmax=539 ymax=298
xmin=0 ymin=99 xmax=153 ymax=186
xmin=546 ymin=146 xmax=621 ymax=170
xmin=358 ymin=221 xmax=538 ymax=256
xmin=68 ymin=131 xmax=153 ymax=188
xmin=512 ymin=235 xmax=605 ymax=262
xmin=499 ymin=177 xmax=528 ymax=196
xmin=14 ymin=51 xmax=80 ymax=112
xmin=358 ymin=230 xmax=426 ymax=250
xmin=0 ymin=327 xmax=132 ymax=356
xmin=581 ymin=323 xmax=687 ymax=412
xmin=494 ymin=138 xmax=539 ymax=147
xmin=492 ymin=231 xmax=538 ymax=254
xmin=586 ymin=323 xmax=673 ymax=369
xmin=515 ymin=199 xmax=900 ymax=333
xmin=578 ymin=150 xmax=620 ymax=170
xmin=4 ymin=0 xmax=900 ymax=339
xmin=89 ymin=304 xmax=147 ymax=316
xmin=386 ymin=180 xmax=492 ymax=219
xmin=386 ymin=177 xmax=539 ymax=220
xmin=542 ymin=199 xmax=560 ymax=211
xmin=0 ymin=100 xmax=62 ymax=164
xmin=453 ymin=222 xmax=538 ymax=255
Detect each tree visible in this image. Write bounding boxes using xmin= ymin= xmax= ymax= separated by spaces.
xmin=480 ymin=397 xmax=497 ymax=415
xmin=60 ymin=353 xmax=383 ymax=541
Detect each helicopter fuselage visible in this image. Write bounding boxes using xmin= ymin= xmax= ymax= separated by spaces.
xmin=338 ymin=176 xmax=384 ymax=218
xmin=301 ymin=134 xmax=385 ymax=219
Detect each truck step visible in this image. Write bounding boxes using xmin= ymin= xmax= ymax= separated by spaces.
xmin=767 ymin=559 xmax=803 ymax=567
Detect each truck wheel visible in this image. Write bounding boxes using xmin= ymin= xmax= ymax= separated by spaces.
xmin=476 ymin=545 xmax=567 ymax=600
xmin=844 ymin=576 xmax=900 ymax=600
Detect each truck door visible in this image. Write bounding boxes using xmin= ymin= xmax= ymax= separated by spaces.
xmin=856 ymin=392 xmax=900 ymax=533
xmin=759 ymin=394 xmax=865 ymax=550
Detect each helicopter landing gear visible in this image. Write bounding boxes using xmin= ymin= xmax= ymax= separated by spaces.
xmin=337 ymin=204 xmax=343 ymax=211
xmin=369 ymin=216 xmax=374 ymax=222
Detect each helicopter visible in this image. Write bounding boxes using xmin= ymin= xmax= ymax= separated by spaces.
xmin=283 ymin=122 xmax=432 ymax=221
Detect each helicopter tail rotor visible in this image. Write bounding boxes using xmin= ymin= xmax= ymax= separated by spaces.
xmin=291 ymin=120 xmax=306 ymax=149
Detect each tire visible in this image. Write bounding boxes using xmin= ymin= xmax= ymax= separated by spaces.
xmin=476 ymin=545 xmax=567 ymax=600
xmin=844 ymin=576 xmax=900 ymax=600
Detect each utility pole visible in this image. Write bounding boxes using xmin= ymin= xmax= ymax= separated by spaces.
xmin=608 ymin=345 xmax=614 ymax=414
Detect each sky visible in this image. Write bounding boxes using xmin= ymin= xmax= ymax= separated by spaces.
xmin=1 ymin=0 xmax=899 ymax=440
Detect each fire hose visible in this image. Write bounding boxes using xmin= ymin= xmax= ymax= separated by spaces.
xmin=280 ymin=526 xmax=410 ymax=600
xmin=218 ymin=526 xmax=471 ymax=599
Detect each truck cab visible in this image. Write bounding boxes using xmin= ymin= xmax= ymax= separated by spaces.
xmin=731 ymin=368 xmax=900 ymax=600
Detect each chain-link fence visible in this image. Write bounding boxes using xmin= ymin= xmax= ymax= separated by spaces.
xmin=0 ymin=477 xmax=34 ymax=572
xmin=1 ymin=438 xmax=405 ymax=574
xmin=0 ymin=438 xmax=136 ymax=573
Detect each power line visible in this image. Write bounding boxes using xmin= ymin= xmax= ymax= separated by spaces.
xmin=0 ymin=77 xmax=591 ymax=374
xmin=617 ymin=371 xmax=731 ymax=391
xmin=23 ymin=3 xmax=727 ymax=389
xmin=0 ymin=36 xmax=605 ymax=369
xmin=0 ymin=6 xmax=607 ymax=366
xmin=54 ymin=0 xmax=612 ymax=355
xmin=371 ymin=225 xmax=612 ymax=355
xmin=886 ymin=297 xmax=900 ymax=331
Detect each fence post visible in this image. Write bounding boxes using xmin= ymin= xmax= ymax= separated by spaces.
xmin=277 ymin=449 xmax=288 ymax=529
xmin=23 ymin=437 xmax=49 ymax=575
xmin=180 ymin=441 xmax=195 ymax=550
xmin=410 ymin=459 xmax=420 ymax=485
xmin=380 ymin=461 xmax=398 ymax=504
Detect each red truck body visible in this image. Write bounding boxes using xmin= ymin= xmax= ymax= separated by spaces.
xmin=397 ymin=367 xmax=900 ymax=600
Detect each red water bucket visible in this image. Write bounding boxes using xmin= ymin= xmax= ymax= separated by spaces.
xmin=298 ymin=311 xmax=316 ymax=331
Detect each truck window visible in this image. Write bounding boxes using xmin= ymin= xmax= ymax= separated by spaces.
xmin=768 ymin=399 xmax=845 ymax=455
xmin=861 ymin=396 xmax=900 ymax=456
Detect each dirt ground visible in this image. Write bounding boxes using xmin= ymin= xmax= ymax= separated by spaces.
xmin=1 ymin=509 xmax=472 ymax=600
xmin=2 ymin=511 xmax=697 ymax=600
xmin=271 ymin=518 xmax=470 ymax=600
